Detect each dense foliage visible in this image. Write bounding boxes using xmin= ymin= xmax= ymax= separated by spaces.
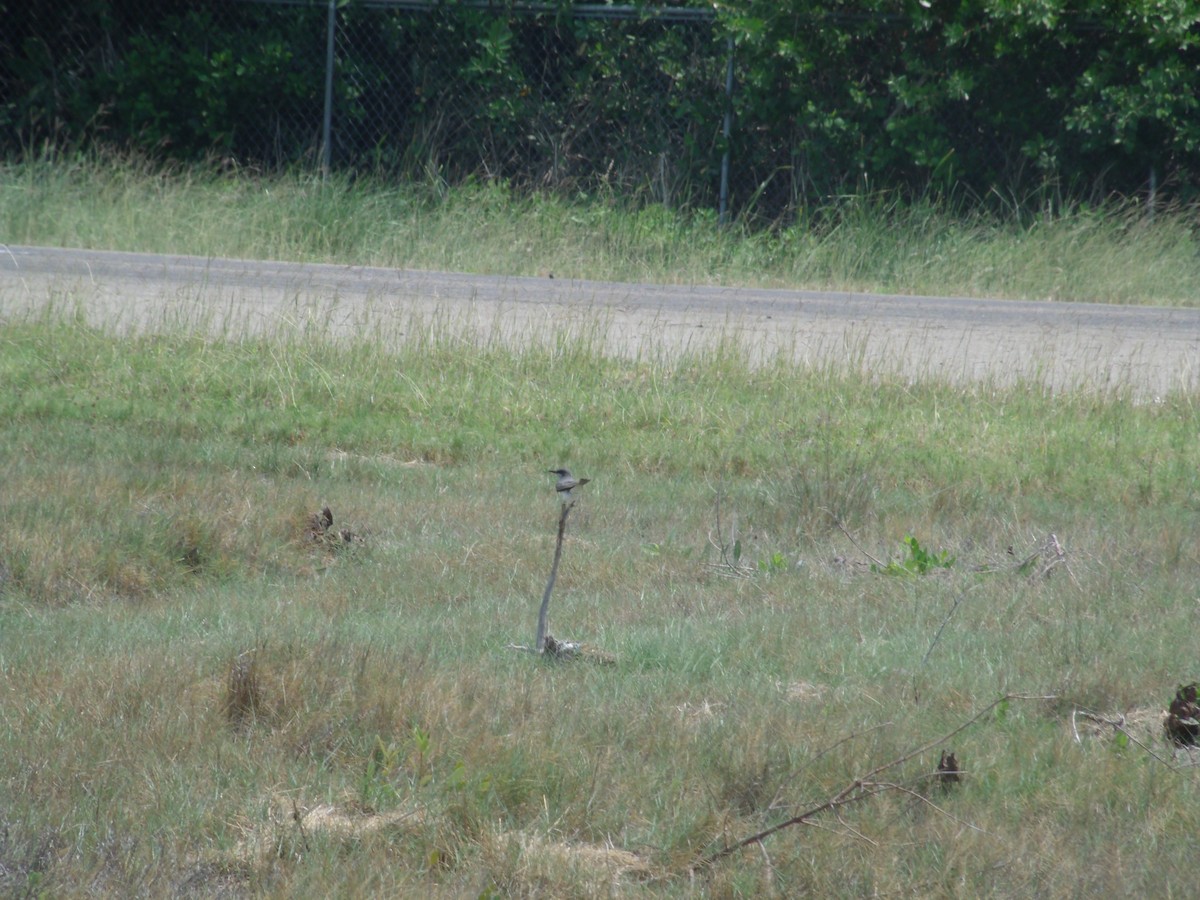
xmin=723 ymin=0 xmax=1200 ymax=213
xmin=2 ymin=0 xmax=1198 ymax=217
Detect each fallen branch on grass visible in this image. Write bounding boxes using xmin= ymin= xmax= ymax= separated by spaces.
xmin=1072 ymin=708 xmax=1184 ymax=769
xmin=702 ymin=693 xmax=1055 ymax=866
xmin=1038 ymin=533 xmax=1080 ymax=586
xmin=986 ymin=532 xmax=1079 ymax=582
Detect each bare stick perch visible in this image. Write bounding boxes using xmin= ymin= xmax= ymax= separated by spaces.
xmin=535 ymin=469 xmax=591 ymax=654
xmin=536 ymin=498 xmax=573 ymax=652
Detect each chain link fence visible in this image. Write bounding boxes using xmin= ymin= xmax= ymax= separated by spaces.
xmin=2 ymin=1 xmax=736 ymax=215
xmin=3 ymin=1 xmax=1185 ymax=220
xmin=319 ymin=1 xmax=732 ymax=213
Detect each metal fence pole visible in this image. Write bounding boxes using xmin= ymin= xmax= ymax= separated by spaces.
xmin=718 ymin=34 xmax=734 ymax=226
xmin=321 ymin=0 xmax=336 ymax=177
xmin=1147 ymin=165 xmax=1157 ymax=223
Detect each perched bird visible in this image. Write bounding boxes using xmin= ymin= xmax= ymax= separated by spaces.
xmin=548 ymin=468 xmax=590 ymax=502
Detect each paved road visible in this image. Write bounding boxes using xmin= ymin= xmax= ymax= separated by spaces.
xmin=1 ymin=244 xmax=1196 ymax=399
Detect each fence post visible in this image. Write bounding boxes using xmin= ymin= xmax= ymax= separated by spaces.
xmin=1147 ymin=165 xmax=1157 ymax=224
xmin=321 ymin=0 xmax=337 ymax=178
xmin=718 ymin=34 xmax=734 ymax=226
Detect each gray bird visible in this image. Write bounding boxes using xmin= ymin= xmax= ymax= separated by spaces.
xmin=548 ymin=468 xmax=590 ymax=501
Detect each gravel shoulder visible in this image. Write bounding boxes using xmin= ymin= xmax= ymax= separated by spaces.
xmin=2 ymin=244 xmax=1197 ymax=399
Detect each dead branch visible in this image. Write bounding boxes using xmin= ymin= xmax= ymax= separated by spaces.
xmin=922 ymin=591 xmax=969 ymax=667
xmin=536 ymin=499 xmax=573 ymax=653
xmin=1036 ymin=532 xmax=1068 ymax=580
xmin=507 ymin=495 xmax=613 ymax=662
xmin=875 ymin=781 xmax=988 ymax=834
xmin=1073 ymin=708 xmax=1182 ymax=769
xmin=1004 ymin=532 xmax=1080 ymax=584
xmin=767 ymin=721 xmax=895 ymax=812
xmin=702 ymin=693 xmax=1054 ymax=866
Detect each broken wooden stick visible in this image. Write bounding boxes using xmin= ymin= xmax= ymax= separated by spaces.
xmin=536 ymin=498 xmax=574 ymax=653
xmin=702 ymin=693 xmax=1054 ymax=866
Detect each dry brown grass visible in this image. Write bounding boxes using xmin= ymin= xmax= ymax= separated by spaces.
xmin=223 ymin=648 xmax=265 ymax=733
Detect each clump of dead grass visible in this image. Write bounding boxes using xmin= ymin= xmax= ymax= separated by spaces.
xmin=222 ymin=648 xmax=264 ymax=734
xmin=479 ymin=826 xmax=656 ymax=897
xmin=229 ymin=793 xmax=426 ymax=864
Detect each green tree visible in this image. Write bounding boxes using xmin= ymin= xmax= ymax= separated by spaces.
xmin=717 ymin=0 xmax=1200 ymax=214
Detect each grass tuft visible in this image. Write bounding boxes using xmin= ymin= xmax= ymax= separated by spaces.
xmin=223 ymin=647 xmax=265 ymax=734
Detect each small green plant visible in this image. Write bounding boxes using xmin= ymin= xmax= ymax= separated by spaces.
xmin=757 ymin=551 xmax=787 ymax=574
xmin=994 ymin=698 xmax=1010 ymax=722
xmin=725 ymin=539 xmax=787 ymax=576
xmin=360 ymin=735 xmax=403 ymax=809
xmin=873 ymin=535 xmax=955 ymax=577
xmin=410 ymin=723 xmax=434 ymax=785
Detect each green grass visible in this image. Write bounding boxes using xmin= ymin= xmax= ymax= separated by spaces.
xmin=3 ymin=153 xmax=1200 ymax=304
xmin=2 ymin=304 xmax=1200 ymax=897
xmin=2 ymin=156 xmax=1198 ymax=894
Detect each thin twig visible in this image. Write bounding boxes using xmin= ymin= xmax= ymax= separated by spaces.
xmin=832 ymin=809 xmax=879 ymax=847
xmin=768 ymin=721 xmax=894 ymax=812
xmin=834 ymin=519 xmax=888 ymax=569
xmin=922 ymin=591 xmax=968 ymax=667
xmin=291 ymin=796 xmax=311 ymax=853
xmin=1114 ymin=724 xmax=1178 ymax=768
xmin=709 ymin=487 xmax=754 ymax=576
xmin=872 ymin=780 xmax=989 ymax=834
xmin=1046 ymin=533 xmax=1081 ymax=588
xmin=757 ymin=840 xmax=775 ymax=888
xmin=1074 ymin=708 xmax=1181 ymax=769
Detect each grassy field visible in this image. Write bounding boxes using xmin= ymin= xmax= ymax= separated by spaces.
xmin=1 ymin=295 xmax=1199 ymax=897
xmin=2 ymin=160 xmax=1200 ymax=896
xmin=3 ymin=153 xmax=1200 ymax=304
